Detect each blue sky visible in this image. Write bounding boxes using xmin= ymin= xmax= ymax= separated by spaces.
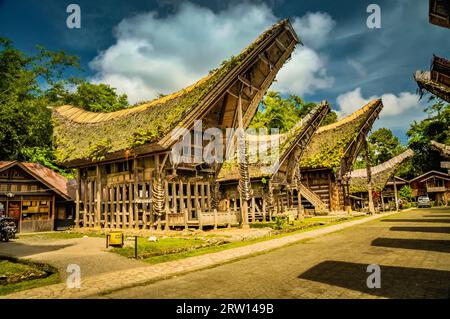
xmin=1 ymin=0 xmax=449 ymax=143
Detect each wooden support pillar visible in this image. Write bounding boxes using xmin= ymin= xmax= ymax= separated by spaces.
xmin=115 ymin=185 xmax=120 ymax=228
xmin=364 ymin=140 xmax=375 ymax=214
xmin=213 ymin=209 xmax=218 ymax=229
xmin=187 ymin=181 xmax=192 ymax=219
xmin=103 ymin=186 xmax=109 ymax=228
xmin=251 ymin=197 xmax=256 ymax=223
xmin=109 ymin=187 xmax=114 ymax=228
xmin=75 ymin=169 xmax=81 ymax=228
xmin=380 ymin=191 xmax=385 ymax=212
xmin=122 ymin=185 xmax=127 ymax=228
xmin=142 ymin=182 xmax=147 ymax=229
xmin=262 ymin=198 xmax=267 ymax=222
xmin=393 ymin=178 xmax=399 ymax=212
xmin=128 ymin=183 xmax=133 ymax=228
xmin=133 ymin=158 xmax=139 ymax=229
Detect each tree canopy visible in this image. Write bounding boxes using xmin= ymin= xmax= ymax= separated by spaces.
xmin=0 ymin=38 xmax=129 ymax=176
xmin=249 ymin=91 xmax=338 ymax=132
xmin=406 ymin=98 xmax=450 ymax=177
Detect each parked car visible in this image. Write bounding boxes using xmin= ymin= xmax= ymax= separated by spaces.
xmin=0 ymin=217 xmax=17 ymax=242
xmin=417 ymin=196 xmax=431 ymax=208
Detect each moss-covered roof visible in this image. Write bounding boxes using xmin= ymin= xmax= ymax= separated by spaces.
xmin=299 ymin=99 xmax=383 ymax=170
xmin=218 ymin=102 xmax=329 ymax=181
xmin=53 ymin=19 xmax=298 ymax=166
xmin=415 ymin=71 xmax=450 ymax=103
xmin=349 ymin=149 xmax=414 ymax=193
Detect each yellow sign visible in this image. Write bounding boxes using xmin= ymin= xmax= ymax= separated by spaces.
xmin=107 ymin=232 xmax=124 ymax=247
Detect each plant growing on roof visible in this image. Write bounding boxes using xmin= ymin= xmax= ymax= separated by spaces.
xmin=88 ymin=138 xmax=112 ymax=161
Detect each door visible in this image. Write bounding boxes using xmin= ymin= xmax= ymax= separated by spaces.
xmin=7 ymin=201 xmax=21 ymax=230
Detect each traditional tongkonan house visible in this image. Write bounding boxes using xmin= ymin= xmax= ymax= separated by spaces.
xmin=52 ymin=20 xmax=300 ymax=230
xmin=217 ymin=102 xmax=330 ymax=222
xmin=415 ymin=55 xmax=450 ymax=103
xmin=348 ymin=149 xmax=414 ymax=212
xmin=298 ymin=99 xmax=384 ymax=213
xmin=0 ymin=161 xmax=73 ymax=233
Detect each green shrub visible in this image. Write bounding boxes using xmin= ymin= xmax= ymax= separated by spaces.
xmin=274 ymin=215 xmax=286 ymax=230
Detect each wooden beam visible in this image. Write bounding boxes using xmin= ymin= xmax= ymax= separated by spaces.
xmin=75 ymin=169 xmax=80 ymax=227
xmin=238 ymin=75 xmax=260 ymax=92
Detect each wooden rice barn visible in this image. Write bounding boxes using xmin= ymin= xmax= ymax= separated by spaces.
xmin=217 ymin=102 xmax=330 ymax=222
xmin=298 ymin=99 xmax=384 ymax=213
xmin=348 ymin=149 xmax=414 ymax=212
xmin=52 ymin=19 xmax=300 ymax=230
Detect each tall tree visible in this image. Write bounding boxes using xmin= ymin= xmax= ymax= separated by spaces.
xmin=250 ymin=91 xmax=337 ymax=132
xmin=353 ymin=128 xmax=406 ymax=170
xmin=62 ymin=81 xmax=128 ymax=113
xmin=407 ymin=98 xmax=450 ymax=177
xmin=0 ymin=38 xmax=129 ymax=175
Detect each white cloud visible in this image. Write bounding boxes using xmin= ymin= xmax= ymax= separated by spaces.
xmin=89 ymin=3 xmax=335 ymax=103
xmin=336 ymin=87 xmax=424 ymax=118
xmin=291 ymin=12 xmax=336 ymax=50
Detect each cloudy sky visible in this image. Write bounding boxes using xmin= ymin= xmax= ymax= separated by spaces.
xmin=1 ymin=0 xmax=449 ymax=142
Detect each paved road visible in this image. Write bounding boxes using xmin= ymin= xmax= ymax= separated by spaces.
xmin=104 ymin=208 xmax=450 ymax=299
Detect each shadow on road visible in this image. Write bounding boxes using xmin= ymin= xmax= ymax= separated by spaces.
xmin=0 ymin=241 xmax=73 ymax=258
xmin=422 ymin=215 xmax=450 ymax=218
xmin=371 ymin=238 xmax=450 ymax=253
xmin=390 ymin=226 xmax=450 ymax=234
xmin=381 ymin=219 xmax=450 ymax=223
xmin=298 ymin=260 xmax=450 ymax=298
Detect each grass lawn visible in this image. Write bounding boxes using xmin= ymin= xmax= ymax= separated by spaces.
xmin=0 ymin=258 xmax=60 ymax=296
xmin=115 ymin=215 xmax=365 ymax=265
xmin=112 ymin=237 xmax=215 ymax=259
xmin=17 ymin=231 xmax=105 ymax=241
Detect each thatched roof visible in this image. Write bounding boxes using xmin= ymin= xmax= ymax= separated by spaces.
xmin=53 ymin=19 xmax=299 ymax=167
xmin=415 ymin=55 xmax=450 ymax=103
xmin=431 ymin=140 xmax=450 ymax=157
xmin=429 ymin=0 xmax=450 ymax=29
xmin=218 ymin=102 xmax=330 ymax=182
xmin=299 ymin=99 xmax=383 ymax=172
xmin=349 ymin=149 xmax=414 ymax=193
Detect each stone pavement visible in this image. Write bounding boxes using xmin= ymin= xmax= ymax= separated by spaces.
xmin=104 ymin=207 xmax=450 ymax=299
xmin=3 ymin=211 xmax=399 ymax=299
xmin=0 ymin=236 xmax=148 ymax=279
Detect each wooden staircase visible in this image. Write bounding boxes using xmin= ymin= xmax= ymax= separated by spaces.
xmin=298 ymin=183 xmax=327 ymax=212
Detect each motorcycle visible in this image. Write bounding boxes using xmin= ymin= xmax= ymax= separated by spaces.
xmin=0 ymin=217 xmax=17 ymax=242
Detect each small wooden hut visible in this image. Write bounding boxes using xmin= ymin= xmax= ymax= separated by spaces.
xmin=410 ymin=170 xmax=450 ymax=204
xmin=349 ymin=149 xmax=414 ymax=211
xmin=0 ymin=161 xmax=73 ymax=232
xmin=298 ymin=99 xmax=384 ymax=212
xmin=217 ymin=102 xmax=330 ymax=221
xmin=52 ymin=20 xmax=300 ymax=230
